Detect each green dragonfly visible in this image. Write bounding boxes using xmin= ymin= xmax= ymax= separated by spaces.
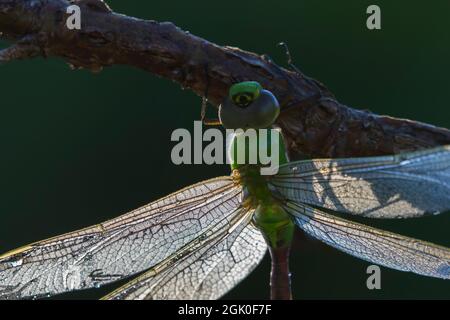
xmin=0 ymin=82 xmax=449 ymax=300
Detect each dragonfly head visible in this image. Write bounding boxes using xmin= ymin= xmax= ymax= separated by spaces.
xmin=219 ymin=81 xmax=280 ymax=130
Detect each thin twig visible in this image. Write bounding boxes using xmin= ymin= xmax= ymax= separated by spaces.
xmin=278 ymin=41 xmax=323 ymax=95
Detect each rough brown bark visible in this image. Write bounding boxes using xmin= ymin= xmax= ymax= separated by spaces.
xmin=1 ymin=0 xmax=449 ymax=160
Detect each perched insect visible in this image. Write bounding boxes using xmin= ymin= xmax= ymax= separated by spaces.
xmin=0 ymin=82 xmax=449 ymax=300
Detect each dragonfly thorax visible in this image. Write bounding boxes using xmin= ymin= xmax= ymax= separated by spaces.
xmin=227 ymin=128 xmax=289 ymax=175
xmin=229 ymin=132 xmax=294 ymax=250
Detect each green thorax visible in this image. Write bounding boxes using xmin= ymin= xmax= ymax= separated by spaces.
xmin=229 ymin=129 xmax=294 ymax=249
xmin=229 ymin=128 xmax=288 ymax=172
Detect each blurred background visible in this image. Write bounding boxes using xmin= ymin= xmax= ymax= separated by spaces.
xmin=0 ymin=0 xmax=449 ymax=299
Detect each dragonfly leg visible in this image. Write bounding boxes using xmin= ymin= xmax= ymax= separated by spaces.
xmin=200 ymin=94 xmax=221 ymax=126
xmin=200 ymin=64 xmax=222 ymax=126
xmin=269 ymin=245 xmax=293 ymax=300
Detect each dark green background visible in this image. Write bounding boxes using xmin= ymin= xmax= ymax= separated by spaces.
xmin=1 ymin=0 xmax=449 ymax=299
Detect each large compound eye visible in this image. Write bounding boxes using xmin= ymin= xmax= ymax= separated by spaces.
xmin=219 ymin=82 xmax=280 ymax=130
xmin=233 ymin=93 xmax=253 ymax=108
xmin=229 ymin=81 xmax=262 ymax=108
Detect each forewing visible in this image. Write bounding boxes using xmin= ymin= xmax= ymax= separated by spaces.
xmin=0 ymin=177 xmax=243 ymax=299
xmin=102 ymin=210 xmax=267 ymax=300
xmin=271 ymin=145 xmax=450 ymax=218
xmin=284 ymin=201 xmax=450 ymax=279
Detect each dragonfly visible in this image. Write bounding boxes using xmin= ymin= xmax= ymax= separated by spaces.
xmin=0 ymin=81 xmax=449 ymax=300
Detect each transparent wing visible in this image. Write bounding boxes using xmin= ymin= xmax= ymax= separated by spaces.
xmin=284 ymin=201 xmax=450 ymax=279
xmin=0 ymin=177 xmax=244 ymax=299
xmin=102 ymin=209 xmax=267 ymax=300
xmin=271 ymin=145 xmax=450 ymax=218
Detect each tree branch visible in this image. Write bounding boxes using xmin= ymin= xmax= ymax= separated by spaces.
xmin=0 ymin=35 xmax=42 ymax=62
xmin=1 ymin=0 xmax=449 ymax=159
